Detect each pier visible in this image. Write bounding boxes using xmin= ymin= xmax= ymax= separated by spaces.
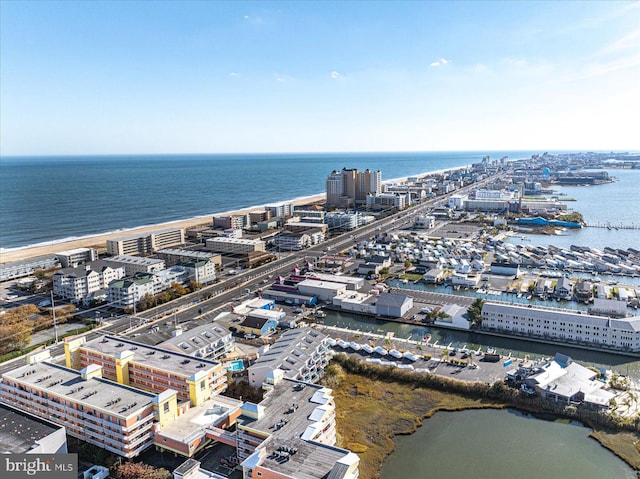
xmin=584 ymin=222 xmax=640 ymax=230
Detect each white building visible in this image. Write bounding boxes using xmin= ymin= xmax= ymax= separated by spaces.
xmin=448 ymin=194 xmax=468 ymax=210
xmin=158 ymin=323 xmax=234 ymax=360
xmin=53 ymin=261 xmax=125 ymax=302
xmin=482 ymin=302 xmax=640 ymax=352
xmin=366 ymin=192 xmax=407 ymax=209
xmin=414 ymin=215 xmax=435 ymax=229
xmin=106 ymin=228 xmax=185 ymax=256
xmin=205 ymin=237 xmax=266 ymax=254
xmin=265 ymin=202 xmax=294 ymax=218
xmin=104 ymin=255 xmax=166 ymax=276
xmin=297 ymin=279 xmax=347 ymax=301
xmin=248 ymin=327 xmax=329 ymax=388
xmin=55 ymin=248 xmax=97 ymax=268
xmin=107 ymin=273 xmax=158 ymax=309
xmin=590 ymin=298 xmax=628 ymax=318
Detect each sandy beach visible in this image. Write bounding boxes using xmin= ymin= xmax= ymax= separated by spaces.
xmin=0 ymin=193 xmax=327 ymax=264
xmin=0 ymin=164 xmax=466 ymax=266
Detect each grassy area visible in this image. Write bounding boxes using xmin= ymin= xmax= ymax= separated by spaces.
xmin=590 ymin=430 xmax=640 ymax=470
xmin=323 ymin=360 xmax=640 ymax=477
xmin=324 ymin=366 xmax=505 ymax=479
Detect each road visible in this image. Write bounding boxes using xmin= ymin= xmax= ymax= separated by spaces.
xmin=0 ymin=170 xmax=506 ymax=375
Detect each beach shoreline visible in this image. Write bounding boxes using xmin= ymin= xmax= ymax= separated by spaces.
xmin=0 ymin=164 xmax=470 ymax=265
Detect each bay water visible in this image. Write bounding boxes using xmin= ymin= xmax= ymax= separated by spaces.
xmin=380 ymin=409 xmax=635 ymax=479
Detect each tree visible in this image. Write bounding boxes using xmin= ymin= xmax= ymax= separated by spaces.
xmin=113 ymin=462 xmax=171 ymax=479
xmin=466 ymin=298 xmax=485 ymax=328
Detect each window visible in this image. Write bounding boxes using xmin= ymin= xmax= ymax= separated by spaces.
xmin=163 ymin=402 xmax=169 ymax=413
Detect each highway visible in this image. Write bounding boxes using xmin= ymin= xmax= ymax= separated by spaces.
xmin=0 ymin=169 xmax=505 ymax=376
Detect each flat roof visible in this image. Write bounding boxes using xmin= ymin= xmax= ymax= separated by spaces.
xmin=0 ymin=403 xmax=64 ymax=454
xmin=82 ymin=335 xmax=221 ymax=378
xmin=3 ymin=362 xmax=155 ymax=418
xmin=241 ymin=379 xmax=350 ymax=479
xmin=108 ymin=227 xmax=182 ymax=242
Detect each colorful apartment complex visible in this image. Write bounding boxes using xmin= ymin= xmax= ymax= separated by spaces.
xmin=65 ymin=335 xmax=227 ymax=405
xmin=0 ymin=361 xmax=157 ymax=458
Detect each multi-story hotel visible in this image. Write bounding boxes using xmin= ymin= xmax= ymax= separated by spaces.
xmin=65 ymin=335 xmax=227 ymax=404
xmin=106 ymin=228 xmax=185 ymax=256
xmin=156 ymin=323 xmax=234 ymax=361
xmin=265 ymin=201 xmax=294 ymax=218
xmin=1 ymin=361 xmax=157 ymax=458
xmin=236 ymin=378 xmax=359 ymax=478
xmin=53 ymin=261 xmax=125 ymax=302
xmin=248 ymin=327 xmax=330 ymax=388
xmin=482 ymin=302 xmax=640 ymax=352
xmin=205 ymin=237 xmax=266 ymax=255
xmin=326 ymin=167 xmax=382 ymax=207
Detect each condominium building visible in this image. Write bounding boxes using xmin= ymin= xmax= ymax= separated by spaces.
xmin=157 ymin=323 xmax=234 ymax=360
xmin=265 ymin=201 xmax=294 ymax=218
xmin=65 ymin=335 xmax=228 ymax=404
xmin=107 ymin=273 xmax=158 ymax=308
xmin=53 ymin=261 xmax=125 ymax=302
xmin=366 ymin=192 xmax=407 ymax=209
xmin=205 ymin=237 xmax=266 ymax=254
xmin=237 ymin=378 xmax=359 ymax=478
xmin=106 ymin=228 xmax=185 ymax=256
xmin=326 ymin=167 xmax=381 ymax=207
xmin=213 ymin=214 xmax=250 ymax=230
xmin=482 ymin=302 xmax=640 ymax=352
xmin=0 ymin=361 xmax=157 ymax=458
xmin=104 ymin=255 xmax=166 ymax=275
xmin=272 ymin=231 xmax=312 ymax=251
xmin=248 ymin=327 xmax=330 ymax=388
xmin=155 ymin=248 xmax=222 ymax=268
xmin=55 ymin=247 xmax=97 ymax=268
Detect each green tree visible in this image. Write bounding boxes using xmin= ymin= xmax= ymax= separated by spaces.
xmin=467 ymin=298 xmax=485 ymax=327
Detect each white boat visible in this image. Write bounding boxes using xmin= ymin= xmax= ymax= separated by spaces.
xmin=389 ymin=349 xmax=403 ymax=359
xmin=326 ymin=338 xmax=337 ymax=347
xmin=336 ymin=339 xmax=349 ymax=349
xmin=374 ymin=346 xmax=388 ymax=356
xmin=403 ymin=352 xmax=419 ymax=362
xmin=397 ymin=364 xmax=415 ymax=371
xmin=362 ymin=344 xmax=374 ymax=354
xmin=348 ymin=342 xmax=361 ymax=351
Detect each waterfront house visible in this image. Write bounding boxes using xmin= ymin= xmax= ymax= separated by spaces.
xmin=554 ymin=277 xmax=575 ymax=300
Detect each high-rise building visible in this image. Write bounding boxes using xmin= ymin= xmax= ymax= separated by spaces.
xmin=326 ymin=167 xmax=382 ymax=207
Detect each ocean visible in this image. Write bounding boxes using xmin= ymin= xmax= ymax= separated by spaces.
xmin=0 ymin=151 xmax=540 ymax=251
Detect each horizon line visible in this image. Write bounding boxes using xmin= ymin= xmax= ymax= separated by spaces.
xmin=1 ymin=148 xmax=636 ymax=159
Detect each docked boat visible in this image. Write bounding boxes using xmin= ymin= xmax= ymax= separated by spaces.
xmin=313 ymin=310 xmax=327 ymax=318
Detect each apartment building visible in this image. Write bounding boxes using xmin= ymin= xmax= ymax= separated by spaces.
xmin=106 ymin=228 xmax=185 ymax=256
xmin=104 ymin=255 xmax=166 ymax=275
xmin=55 ymin=247 xmax=97 ymax=268
xmin=365 ymin=192 xmax=407 ymax=209
xmin=213 ymin=214 xmax=250 ymax=230
xmin=157 ymin=323 xmax=234 ymax=360
xmin=482 ymin=302 xmax=640 ymax=352
xmin=65 ymin=335 xmax=227 ymax=404
xmin=0 ymin=361 xmax=157 ymax=458
xmin=107 ymin=273 xmax=158 ymax=309
xmin=265 ymin=201 xmax=294 ymax=218
xmin=155 ymin=248 xmax=222 ymax=268
xmin=205 ymin=237 xmax=266 ymax=254
xmin=248 ymin=327 xmax=330 ymax=388
xmin=237 ymin=378 xmax=359 ymax=479
xmin=53 ymin=261 xmax=125 ymax=302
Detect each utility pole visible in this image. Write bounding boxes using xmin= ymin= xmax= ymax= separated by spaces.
xmin=51 ymin=290 xmax=58 ymax=344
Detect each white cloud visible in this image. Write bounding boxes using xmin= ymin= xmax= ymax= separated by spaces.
xmin=330 ymin=71 xmax=341 ymax=79
xmin=229 ymin=72 xmax=240 ymax=77
xmin=430 ymin=58 xmax=450 ymax=67
xmin=274 ymin=73 xmax=292 ymax=83
xmin=596 ymin=28 xmax=640 ymax=57
xmin=243 ymin=15 xmax=264 ymax=25
xmin=503 ymin=57 xmax=528 ymax=67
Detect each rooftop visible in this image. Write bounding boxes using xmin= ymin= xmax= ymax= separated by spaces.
xmin=0 ymin=403 xmax=64 ymax=454
xmin=3 ymin=362 xmax=155 ymax=418
xmin=82 ymin=335 xmax=221 ymax=378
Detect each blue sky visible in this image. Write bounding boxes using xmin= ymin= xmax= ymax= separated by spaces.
xmin=1 ymin=1 xmax=639 ymax=155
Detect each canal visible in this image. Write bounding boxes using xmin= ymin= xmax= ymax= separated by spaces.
xmin=321 ymin=309 xmax=640 ymax=381
xmin=380 ymin=409 xmax=635 ymax=479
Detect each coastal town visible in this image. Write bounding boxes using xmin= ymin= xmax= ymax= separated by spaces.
xmin=1 ymin=151 xmax=640 ymax=477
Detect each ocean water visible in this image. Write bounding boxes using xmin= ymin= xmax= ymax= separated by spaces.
xmin=0 ymin=151 xmax=538 ymax=251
